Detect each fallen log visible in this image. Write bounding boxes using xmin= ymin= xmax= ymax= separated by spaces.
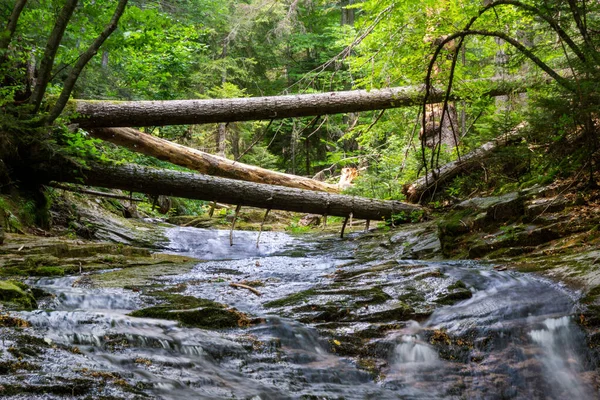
xmin=403 ymin=123 xmax=526 ymax=203
xmin=38 ymin=162 xmax=423 ymax=221
xmin=72 ymin=78 xmax=532 ymax=128
xmin=89 ymin=127 xmax=340 ymax=193
xmin=48 ymin=182 xmax=144 ymax=202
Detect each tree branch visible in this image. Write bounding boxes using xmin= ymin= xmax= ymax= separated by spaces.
xmin=476 ymin=1 xmax=588 ymax=63
xmin=30 ymin=0 xmax=79 ymax=114
xmin=566 ymin=0 xmax=600 ymax=64
xmin=0 ymin=0 xmax=28 ymax=54
xmin=421 ymin=25 xmax=574 ymax=175
xmin=46 ymin=0 xmax=129 ymax=124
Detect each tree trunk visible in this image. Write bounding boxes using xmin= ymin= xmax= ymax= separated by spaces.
xmin=38 ymin=162 xmax=423 ymax=221
xmin=403 ymin=123 xmax=525 ymax=203
xmin=216 ymin=123 xmax=227 ymax=157
xmin=71 ymin=78 xmax=533 ymax=128
xmin=89 ymin=127 xmax=341 ymax=193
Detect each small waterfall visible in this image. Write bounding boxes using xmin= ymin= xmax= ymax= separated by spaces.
xmin=395 ymin=335 xmax=439 ymax=364
xmin=528 ymin=316 xmax=594 ymax=399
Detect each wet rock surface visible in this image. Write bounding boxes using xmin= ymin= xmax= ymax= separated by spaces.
xmin=2 ymin=183 xmax=600 ymax=398
xmin=1 ymin=227 xmax=591 ymax=399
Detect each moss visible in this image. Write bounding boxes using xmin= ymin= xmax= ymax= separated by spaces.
xmin=0 ymin=379 xmax=95 ymax=396
xmin=31 ymin=266 xmax=65 ymax=276
xmin=0 ymin=280 xmax=37 ymax=310
xmin=436 ymin=289 xmax=473 ymax=305
xmin=358 ymin=302 xmax=414 ymax=322
xmin=92 ymin=262 xmax=196 ymax=288
xmin=438 ymin=209 xmax=478 ymax=237
xmin=264 ymin=289 xmax=318 ymax=308
xmin=581 ymin=285 xmax=600 ymax=304
xmin=351 ymin=287 xmax=392 ymax=306
xmin=24 ymin=255 xmax=61 ymax=268
xmin=447 ymin=280 xmax=467 ymax=290
xmin=335 ymin=260 xmax=399 ymax=280
xmin=129 ymin=293 xmax=251 ymax=329
xmin=0 ymin=313 xmax=31 ymax=327
xmin=398 ymin=287 xmax=426 ymax=303
xmin=0 ymin=360 xmax=41 ymax=374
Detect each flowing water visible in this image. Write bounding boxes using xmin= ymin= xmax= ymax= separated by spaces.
xmin=4 ymin=227 xmax=599 ymax=399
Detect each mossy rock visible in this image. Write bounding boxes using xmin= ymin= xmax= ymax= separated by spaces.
xmin=436 ymin=289 xmax=473 ymax=305
xmin=264 ymin=289 xmax=318 ymax=308
xmin=129 ymin=294 xmax=252 ymax=329
xmin=0 ymin=280 xmax=37 ymax=310
xmin=358 ymin=303 xmax=414 ymax=323
xmin=24 ymin=255 xmax=61 ymax=268
xmin=31 ymin=266 xmax=65 ymax=276
xmin=438 ymin=209 xmax=478 ymax=237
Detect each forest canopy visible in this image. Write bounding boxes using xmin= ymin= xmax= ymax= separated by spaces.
xmin=0 ymin=0 xmax=598 ymax=203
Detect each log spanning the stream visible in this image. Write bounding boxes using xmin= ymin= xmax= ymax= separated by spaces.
xmin=71 ymin=78 xmax=531 ymax=128
xmin=89 ymin=127 xmax=340 ymax=193
xmin=403 ymin=123 xmax=526 ymax=203
xmin=41 ymin=162 xmax=423 ymax=221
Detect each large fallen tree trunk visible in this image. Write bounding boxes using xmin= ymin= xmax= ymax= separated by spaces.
xmin=403 ymin=123 xmax=526 ymax=203
xmin=72 ymin=78 xmax=532 ymax=128
xmin=38 ymin=162 xmax=422 ymax=221
xmin=89 ymin=127 xmax=340 ymax=193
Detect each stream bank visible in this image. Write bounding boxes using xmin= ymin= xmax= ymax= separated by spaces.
xmin=0 ymin=184 xmax=599 ymax=398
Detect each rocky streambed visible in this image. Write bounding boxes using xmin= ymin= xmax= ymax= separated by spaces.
xmin=0 ymin=221 xmax=598 ymax=399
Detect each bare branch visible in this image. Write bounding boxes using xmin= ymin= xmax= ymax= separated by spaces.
xmin=0 ymin=0 xmax=28 ymax=54
xmin=30 ymin=0 xmax=79 ymax=113
xmin=474 ymin=1 xmax=588 ymax=63
xmin=566 ymin=0 xmax=600 ymax=64
xmin=47 ymin=0 xmax=129 ymax=124
xmin=421 ymin=26 xmax=574 ymax=176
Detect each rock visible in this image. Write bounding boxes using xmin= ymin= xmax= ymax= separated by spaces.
xmin=299 ymin=214 xmax=321 ymax=227
xmin=0 ymin=280 xmax=37 ymax=310
xmin=457 ymin=192 xmax=524 ymax=222
xmin=524 ymin=196 xmax=569 ymax=219
xmin=129 ymin=293 xmax=253 ymax=329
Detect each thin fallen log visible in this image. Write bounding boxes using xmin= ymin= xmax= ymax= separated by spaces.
xmin=403 ymin=123 xmax=526 ymax=203
xmin=48 ymin=182 xmax=143 ymax=202
xmin=89 ymin=127 xmax=340 ymax=193
xmin=341 ymin=216 xmax=349 ymax=239
xmin=72 ymin=78 xmax=535 ymax=128
xmin=230 ymin=205 xmax=241 ymax=246
xmin=256 ymin=209 xmax=270 ymax=248
xmin=38 ymin=162 xmax=423 ymax=221
xmin=229 ymin=283 xmax=262 ymax=297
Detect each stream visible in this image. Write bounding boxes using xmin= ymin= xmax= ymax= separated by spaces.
xmin=6 ymin=227 xmax=599 ymax=399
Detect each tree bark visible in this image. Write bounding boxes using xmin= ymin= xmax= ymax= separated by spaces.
xmin=30 ymin=0 xmax=79 ymax=113
xmin=89 ymin=127 xmax=341 ymax=193
xmin=71 ymin=78 xmax=533 ymax=128
xmin=0 ymin=0 xmax=28 ymax=54
xmin=38 ymin=162 xmax=423 ymax=221
xmin=403 ymin=123 xmax=525 ymax=203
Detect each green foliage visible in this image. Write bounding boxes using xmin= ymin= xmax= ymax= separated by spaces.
xmin=1 ymin=0 xmax=598 ymax=210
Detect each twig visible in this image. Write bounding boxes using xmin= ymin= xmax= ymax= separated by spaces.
xmin=256 ymin=209 xmax=270 ymax=248
xmin=230 ymin=204 xmax=241 ymax=246
xmin=230 ymin=282 xmax=262 ymax=297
